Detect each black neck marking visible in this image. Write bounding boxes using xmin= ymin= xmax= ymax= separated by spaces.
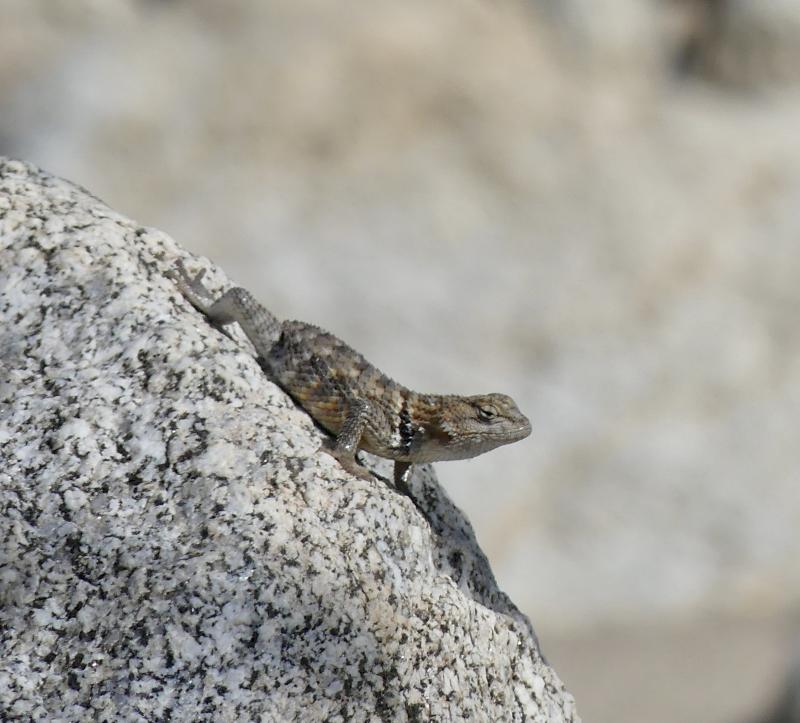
xmin=398 ymin=397 xmax=415 ymax=455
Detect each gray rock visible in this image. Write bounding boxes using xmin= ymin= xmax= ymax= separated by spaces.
xmin=674 ymin=0 xmax=800 ymax=86
xmin=0 ymin=158 xmax=579 ymax=722
xmin=757 ymin=649 xmax=800 ymax=723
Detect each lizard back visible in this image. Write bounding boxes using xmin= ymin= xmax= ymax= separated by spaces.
xmin=261 ymin=320 xmax=412 ymax=455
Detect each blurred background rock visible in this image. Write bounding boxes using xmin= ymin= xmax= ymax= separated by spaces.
xmin=2 ymin=1 xmax=798 ymax=721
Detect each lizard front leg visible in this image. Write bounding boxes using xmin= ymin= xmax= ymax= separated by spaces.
xmin=394 ymin=461 xmax=427 ymax=514
xmin=394 ymin=461 xmax=412 ymax=496
xmin=322 ymin=398 xmax=374 ymax=481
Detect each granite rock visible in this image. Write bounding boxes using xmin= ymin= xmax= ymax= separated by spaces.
xmin=0 ymin=158 xmax=578 ymax=722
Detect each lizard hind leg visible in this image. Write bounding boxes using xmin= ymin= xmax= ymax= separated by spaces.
xmin=168 ymin=260 xmax=217 ymax=312
xmin=168 ymin=261 xmax=282 ymax=355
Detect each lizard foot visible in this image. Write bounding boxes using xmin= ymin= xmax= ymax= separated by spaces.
xmin=166 ymin=260 xmax=215 ymax=305
xmin=320 ymin=445 xmax=374 ymax=482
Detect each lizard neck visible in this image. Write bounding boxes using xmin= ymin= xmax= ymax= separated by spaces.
xmin=397 ymin=393 xmax=457 ymax=462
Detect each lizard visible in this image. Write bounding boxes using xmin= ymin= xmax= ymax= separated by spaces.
xmin=167 ymin=260 xmax=532 ymax=495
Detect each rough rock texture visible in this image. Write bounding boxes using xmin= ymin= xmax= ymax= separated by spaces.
xmin=0 ymin=158 xmax=579 ymax=721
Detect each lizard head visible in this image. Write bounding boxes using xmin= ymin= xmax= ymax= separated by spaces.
xmin=430 ymin=392 xmax=532 ymax=461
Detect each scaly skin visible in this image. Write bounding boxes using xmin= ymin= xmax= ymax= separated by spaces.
xmin=168 ymin=261 xmax=531 ymax=491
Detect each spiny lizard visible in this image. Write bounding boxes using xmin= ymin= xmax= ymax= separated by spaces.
xmin=168 ymin=261 xmax=531 ymax=492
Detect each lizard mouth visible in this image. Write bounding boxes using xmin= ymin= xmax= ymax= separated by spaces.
xmin=504 ymin=416 xmax=532 ymax=442
xmin=512 ymin=421 xmax=532 ymax=440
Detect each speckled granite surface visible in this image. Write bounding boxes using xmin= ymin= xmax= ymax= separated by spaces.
xmin=0 ymin=158 xmax=579 ymax=722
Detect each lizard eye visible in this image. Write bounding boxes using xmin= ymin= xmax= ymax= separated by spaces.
xmin=477 ymin=405 xmax=497 ymax=422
